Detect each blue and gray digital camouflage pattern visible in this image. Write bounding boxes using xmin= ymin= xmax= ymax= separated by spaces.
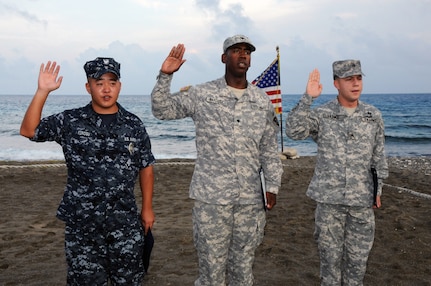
xmin=84 ymin=57 xmax=121 ymax=79
xmin=65 ymin=220 xmax=145 ymax=285
xmin=32 ymin=103 xmax=155 ymax=284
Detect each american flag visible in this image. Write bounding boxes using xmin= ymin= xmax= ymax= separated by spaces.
xmin=251 ymin=58 xmax=282 ymax=114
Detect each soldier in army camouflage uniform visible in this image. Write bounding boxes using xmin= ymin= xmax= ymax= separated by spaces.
xmin=286 ymin=60 xmax=389 ymax=285
xmin=151 ymin=35 xmax=283 ymax=285
xmin=20 ymin=58 xmax=155 ymax=285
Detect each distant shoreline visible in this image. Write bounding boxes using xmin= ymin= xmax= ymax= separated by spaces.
xmin=1 ymin=155 xmax=430 ymax=176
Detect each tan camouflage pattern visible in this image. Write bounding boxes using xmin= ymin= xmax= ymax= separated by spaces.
xmin=286 ymin=93 xmax=388 ymax=284
xmin=314 ymin=203 xmax=375 ymax=285
xmin=223 ymin=34 xmax=256 ymax=53
xmin=152 ymin=72 xmax=283 ymax=204
xmin=286 ymin=94 xmax=388 ymax=206
xmin=332 ymin=59 xmax=364 ymax=79
xmin=152 ymin=71 xmax=282 ymax=285
xmin=192 ymin=202 xmax=265 ymax=285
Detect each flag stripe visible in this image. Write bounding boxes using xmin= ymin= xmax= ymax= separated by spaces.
xmin=251 ymin=58 xmax=282 ymax=114
xmin=266 ymin=90 xmax=281 ymax=96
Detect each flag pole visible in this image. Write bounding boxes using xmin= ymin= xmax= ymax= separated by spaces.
xmin=276 ymin=46 xmax=283 ymax=152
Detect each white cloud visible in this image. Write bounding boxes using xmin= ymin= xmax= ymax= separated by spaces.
xmin=0 ymin=0 xmax=430 ymax=95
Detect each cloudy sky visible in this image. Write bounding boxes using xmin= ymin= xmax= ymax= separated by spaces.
xmin=1 ymin=0 xmax=430 ymax=96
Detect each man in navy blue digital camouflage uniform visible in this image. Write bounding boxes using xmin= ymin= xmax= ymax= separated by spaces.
xmin=20 ymin=58 xmax=155 ymax=285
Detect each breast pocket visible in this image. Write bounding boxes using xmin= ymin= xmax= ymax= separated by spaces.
xmin=354 ymin=117 xmax=378 ymax=143
xmin=239 ymin=102 xmax=267 ymax=138
xmin=114 ymin=137 xmax=141 ymax=172
xmin=68 ymin=128 xmax=102 ymax=162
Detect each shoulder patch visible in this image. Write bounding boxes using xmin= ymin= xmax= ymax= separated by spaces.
xmin=180 ymin=85 xmax=191 ymax=92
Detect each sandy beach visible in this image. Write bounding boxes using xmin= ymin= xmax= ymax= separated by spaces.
xmin=0 ymin=156 xmax=430 ymax=285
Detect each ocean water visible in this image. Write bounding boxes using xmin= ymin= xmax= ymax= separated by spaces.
xmin=0 ymin=93 xmax=430 ymax=161
xmin=281 ymin=93 xmax=431 ymax=157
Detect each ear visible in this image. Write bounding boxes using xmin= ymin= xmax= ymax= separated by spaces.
xmin=333 ymin=79 xmax=339 ymax=90
xmin=85 ymin=82 xmax=91 ymax=94
xmin=221 ymin=53 xmax=227 ymax=64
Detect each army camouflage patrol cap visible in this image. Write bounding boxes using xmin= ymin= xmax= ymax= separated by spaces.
xmin=223 ymin=34 xmax=256 ymax=53
xmin=332 ymin=59 xmax=364 ymax=79
xmin=84 ymin=57 xmax=121 ymax=79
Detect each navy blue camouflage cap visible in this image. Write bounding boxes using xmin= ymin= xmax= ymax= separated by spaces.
xmin=223 ymin=34 xmax=256 ymax=53
xmin=332 ymin=59 xmax=365 ymax=79
xmin=84 ymin=57 xmax=121 ymax=79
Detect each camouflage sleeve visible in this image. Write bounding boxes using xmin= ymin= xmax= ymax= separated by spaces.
xmin=371 ymin=111 xmax=389 ymax=195
xmin=32 ymin=112 xmax=64 ymax=143
xmin=137 ymin=123 xmax=156 ymax=169
xmin=285 ymin=93 xmax=317 ymax=140
xmin=259 ymin=107 xmax=283 ymax=195
xmin=150 ymin=71 xmax=192 ymax=120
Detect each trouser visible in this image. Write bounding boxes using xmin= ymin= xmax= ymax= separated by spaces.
xmin=64 ymin=220 xmax=145 ymax=286
xmin=192 ymin=201 xmax=266 ymax=286
xmin=314 ymin=203 xmax=375 ymax=286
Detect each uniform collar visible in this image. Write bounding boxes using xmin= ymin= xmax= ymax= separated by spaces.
xmin=82 ymin=102 xmax=126 ymax=121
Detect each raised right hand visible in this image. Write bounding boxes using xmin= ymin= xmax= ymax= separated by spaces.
xmin=38 ymin=61 xmax=63 ymax=93
xmin=160 ymin=44 xmax=187 ymax=74
xmin=306 ymin=68 xmax=323 ymax=98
